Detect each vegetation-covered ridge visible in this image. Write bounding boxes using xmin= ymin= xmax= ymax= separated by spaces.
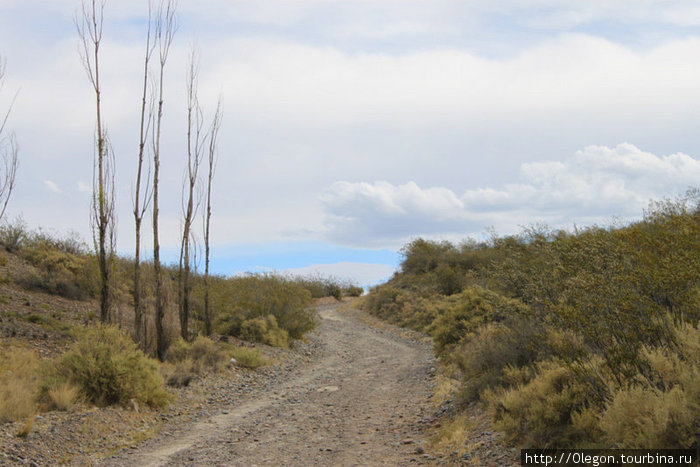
xmin=362 ymin=191 xmax=700 ymax=449
xmin=0 ymin=218 xmax=361 ymax=428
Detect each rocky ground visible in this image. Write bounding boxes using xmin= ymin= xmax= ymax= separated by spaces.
xmin=1 ymin=300 xmax=519 ymax=466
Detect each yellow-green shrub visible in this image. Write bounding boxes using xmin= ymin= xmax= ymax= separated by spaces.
xmin=485 ymin=360 xmax=594 ymax=447
xmin=18 ymin=243 xmax=98 ymax=300
xmin=344 ymin=285 xmax=364 ymax=297
xmin=453 ymin=318 xmax=542 ymax=402
xmin=600 ymin=386 xmax=695 ymax=448
xmin=50 ymin=326 xmax=171 ymax=408
xmin=212 ymin=274 xmax=316 ymax=341
xmin=240 ymin=315 xmax=290 ymax=348
xmin=231 ymin=347 xmax=269 ymax=369
xmin=162 ymin=336 xmax=228 ymax=387
xmin=429 ymin=287 xmax=528 ymax=356
xmin=166 ymin=336 xmax=227 ymax=372
xmin=599 ymin=322 xmax=699 ymax=448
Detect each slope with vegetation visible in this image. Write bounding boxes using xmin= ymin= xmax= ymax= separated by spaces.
xmin=0 ymin=218 xmax=359 ymax=439
xmin=362 ymin=191 xmax=700 ymax=449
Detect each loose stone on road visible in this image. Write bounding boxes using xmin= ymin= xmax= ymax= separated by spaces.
xmin=100 ymin=302 xmax=437 ymax=466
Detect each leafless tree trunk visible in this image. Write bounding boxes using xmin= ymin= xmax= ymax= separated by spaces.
xmin=77 ymin=0 xmax=115 ymax=324
xmin=0 ymin=58 xmax=19 ymax=223
xmin=152 ymin=0 xmax=177 ymax=360
xmin=133 ymin=2 xmax=156 ymax=348
xmin=179 ymin=48 xmax=204 ymax=341
xmin=203 ymin=99 xmax=222 ymax=337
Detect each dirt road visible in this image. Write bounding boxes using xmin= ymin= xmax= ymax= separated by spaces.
xmin=100 ymin=303 xmax=437 ymax=466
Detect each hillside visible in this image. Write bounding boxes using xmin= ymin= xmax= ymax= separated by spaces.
xmin=361 ymin=193 xmax=700 ymax=450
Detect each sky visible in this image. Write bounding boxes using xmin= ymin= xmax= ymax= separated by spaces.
xmin=1 ymin=0 xmax=700 ymax=287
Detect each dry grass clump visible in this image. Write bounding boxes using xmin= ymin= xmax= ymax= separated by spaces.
xmin=46 ymin=381 xmax=80 ymax=411
xmin=0 ymin=346 xmax=40 ymax=423
xmin=431 ymin=412 xmax=471 ymax=455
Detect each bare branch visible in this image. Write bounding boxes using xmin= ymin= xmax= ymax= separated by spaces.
xmin=202 ymin=96 xmax=222 ymax=336
xmin=152 ymin=0 xmax=178 ymax=359
xmin=0 ymin=58 xmax=19 ymax=224
xmin=77 ymin=0 xmax=114 ymax=324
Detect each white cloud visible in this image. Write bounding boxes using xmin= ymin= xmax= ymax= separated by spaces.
xmin=3 ymin=1 xmax=700 ymax=265
xmin=77 ymin=181 xmax=91 ymax=193
xmin=321 ymin=144 xmax=700 ymax=247
xmin=44 ymin=180 xmax=62 ymax=194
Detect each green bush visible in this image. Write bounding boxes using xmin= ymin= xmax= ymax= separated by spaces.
xmin=360 ymin=191 xmax=700 ymax=449
xmin=161 ymin=336 xmax=228 ymax=387
xmin=0 ymin=217 xmax=28 ymax=252
xmin=429 ymin=287 xmax=528 ymax=356
xmin=231 ymin=347 xmax=269 ymax=369
xmin=599 ymin=322 xmax=700 ymax=448
xmin=18 ymin=243 xmax=98 ymax=300
xmin=485 ymin=360 xmax=594 ymax=447
xmin=434 ymin=263 xmax=464 ymax=296
xmin=213 ymin=274 xmax=316 ymax=342
xmin=325 ymin=282 xmax=342 ymax=300
xmin=239 ymin=315 xmax=290 ymax=348
xmin=49 ymin=326 xmax=171 ymax=408
xmin=453 ymin=318 xmax=543 ymax=402
xmin=344 ymin=285 xmax=364 ymax=297
xmin=165 ymin=336 xmax=227 ymax=371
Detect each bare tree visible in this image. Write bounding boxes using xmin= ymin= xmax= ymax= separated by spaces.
xmin=0 ymin=58 xmax=19 ymax=223
xmin=203 ymin=98 xmax=222 ymax=336
xmin=178 ymin=48 xmax=204 ymax=341
xmin=77 ymin=0 xmax=116 ymax=324
xmin=152 ymin=0 xmax=177 ymax=360
xmin=133 ymin=1 xmax=157 ymax=348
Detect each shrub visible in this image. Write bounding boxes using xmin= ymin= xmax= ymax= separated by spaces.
xmin=599 ymin=322 xmax=700 ymax=448
xmin=485 ymin=360 xmax=594 ymax=447
xmin=0 ymin=216 xmax=28 ymax=252
xmin=239 ymin=315 xmax=290 ymax=348
xmin=0 ymin=347 xmax=40 ymax=423
xmin=453 ymin=318 xmax=543 ymax=402
xmin=429 ymin=287 xmax=528 ymax=356
xmin=50 ymin=325 xmax=171 ymax=408
xmin=434 ymin=263 xmax=464 ymax=296
xmin=231 ymin=347 xmax=269 ymax=369
xmin=160 ymin=359 xmax=198 ymax=388
xmin=344 ymin=285 xmax=364 ymax=297
xmin=213 ymin=274 xmax=316 ymax=341
xmin=18 ymin=243 xmax=98 ymax=300
xmin=325 ymin=282 xmax=342 ymax=300
xmin=275 ymin=306 xmax=317 ymax=341
xmin=166 ymin=336 xmax=227 ymax=372
xmin=599 ymin=386 xmax=695 ymax=449
xmin=161 ymin=336 xmax=228 ymax=387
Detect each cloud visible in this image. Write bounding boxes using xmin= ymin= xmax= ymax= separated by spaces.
xmin=320 ymin=144 xmax=700 ymax=247
xmin=44 ymin=180 xmax=62 ymax=194
xmin=4 ymin=1 xmax=700 ymax=264
xmin=77 ymin=181 xmax=91 ymax=193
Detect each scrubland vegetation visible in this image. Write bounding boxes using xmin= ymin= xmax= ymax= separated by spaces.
xmin=0 ymin=218 xmax=357 ymax=426
xmin=362 ymin=191 xmax=700 ymax=449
